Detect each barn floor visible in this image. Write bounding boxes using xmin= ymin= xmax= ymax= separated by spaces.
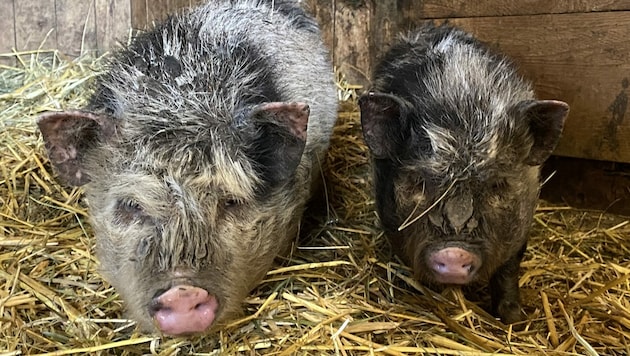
xmin=1 ymin=51 xmax=629 ymax=355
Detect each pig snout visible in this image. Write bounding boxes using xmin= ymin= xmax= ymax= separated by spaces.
xmin=150 ymin=285 xmax=219 ymax=335
xmin=429 ymin=247 xmax=481 ymax=285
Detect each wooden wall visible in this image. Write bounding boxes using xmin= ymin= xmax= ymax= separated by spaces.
xmin=0 ymin=0 xmax=202 ymax=63
xmin=0 ymin=0 xmax=130 ymax=60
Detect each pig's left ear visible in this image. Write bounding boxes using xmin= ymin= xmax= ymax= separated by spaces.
xmin=359 ymin=92 xmax=410 ymax=159
xmin=248 ymin=102 xmax=309 ymax=187
xmin=520 ymin=100 xmax=569 ymax=166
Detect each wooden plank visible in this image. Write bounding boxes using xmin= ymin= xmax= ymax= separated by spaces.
xmin=0 ymin=0 xmax=15 ymax=65
xmin=402 ymin=0 xmax=630 ymax=19
xmin=130 ymin=0 xmax=148 ymax=29
xmin=55 ymin=0 xmax=98 ymax=56
xmin=332 ymin=1 xmax=372 ymax=86
xmin=446 ymin=12 xmax=630 ymax=163
xmin=14 ymin=0 xmax=56 ymax=51
xmin=133 ymin=0 xmax=177 ymax=29
xmin=145 ymin=0 xmax=169 ymax=27
xmin=167 ymin=0 xmax=204 ymax=14
xmin=168 ymin=0 xmax=193 ymax=12
xmin=95 ymin=0 xmax=132 ymax=54
xmin=310 ymin=0 xmax=399 ymax=87
xmin=541 ymin=157 xmax=630 ymax=216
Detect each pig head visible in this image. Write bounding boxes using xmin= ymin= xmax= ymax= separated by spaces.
xmin=38 ymin=102 xmax=311 ymax=335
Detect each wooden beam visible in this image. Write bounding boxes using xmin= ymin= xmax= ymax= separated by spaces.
xmin=403 ymin=0 xmax=630 ymax=19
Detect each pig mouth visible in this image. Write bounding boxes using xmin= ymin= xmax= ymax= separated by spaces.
xmin=149 ymin=285 xmax=220 ymax=336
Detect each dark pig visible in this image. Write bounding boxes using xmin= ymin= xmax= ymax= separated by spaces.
xmin=37 ymin=0 xmax=337 ymax=335
xmin=359 ymin=24 xmax=568 ymax=324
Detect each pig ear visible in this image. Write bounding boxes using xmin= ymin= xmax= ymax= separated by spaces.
xmin=248 ymin=102 xmax=309 ymax=187
xmin=359 ymin=92 xmax=409 ymax=159
xmin=518 ymin=100 xmax=569 ymax=166
xmin=37 ymin=111 xmax=115 ymax=186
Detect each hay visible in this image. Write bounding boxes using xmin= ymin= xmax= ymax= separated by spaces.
xmin=1 ymin=50 xmax=629 ymax=356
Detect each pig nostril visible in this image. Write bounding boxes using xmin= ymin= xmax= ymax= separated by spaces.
xmin=148 ymin=302 xmax=163 ymax=317
xmin=434 ymin=262 xmax=447 ymax=273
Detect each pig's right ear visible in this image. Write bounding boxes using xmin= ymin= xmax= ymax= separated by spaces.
xmin=359 ymin=92 xmax=409 ymax=159
xmin=247 ymin=102 xmax=309 ymax=188
xmin=37 ymin=111 xmax=115 ymax=186
xmin=518 ymin=100 xmax=569 ymax=166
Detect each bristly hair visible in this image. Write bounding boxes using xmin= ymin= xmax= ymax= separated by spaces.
xmin=371 ymin=23 xmax=535 ymax=181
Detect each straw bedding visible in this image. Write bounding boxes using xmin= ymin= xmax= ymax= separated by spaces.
xmin=0 ymin=51 xmax=629 ymax=356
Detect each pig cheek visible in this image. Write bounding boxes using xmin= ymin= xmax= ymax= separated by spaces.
xmin=478 ymin=190 xmax=528 ymax=274
xmin=212 ymin=219 xmax=267 ymax=314
xmin=93 ymin=222 xmax=158 ymax=331
xmin=91 ymin=209 xmax=153 ymax=293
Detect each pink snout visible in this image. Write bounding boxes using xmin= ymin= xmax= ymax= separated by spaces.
xmin=429 ymin=247 xmax=481 ymax=285
xmin=150 ymin=285 xmax=218 ymax=335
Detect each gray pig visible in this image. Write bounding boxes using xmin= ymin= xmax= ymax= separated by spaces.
xmin=359 ymin=24 xmax=568 ymax=324
xmin=37 ymin=0 xmax=337 ymax=335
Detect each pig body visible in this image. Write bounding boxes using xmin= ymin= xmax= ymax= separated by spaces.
xmin=38 ymin=0 xmax=337 ymax=335
xmin=359 ymin=24 xmax=568 ymax=324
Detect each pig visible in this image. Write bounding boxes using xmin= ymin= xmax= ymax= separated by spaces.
xmin=37 ymin=0 xmax=337 ymax=335
xmin=359 ymin=23 xmax=568 ymax=324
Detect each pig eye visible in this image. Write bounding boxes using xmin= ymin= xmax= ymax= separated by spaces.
xmin=115 ymin=199 xmax=146 ymax=224
xmin=223 ymin=197 xmax=240 ymax=208
xmin=490 ymin=179 xmax=508 ymax=190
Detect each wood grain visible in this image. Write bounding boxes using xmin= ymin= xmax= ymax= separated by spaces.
xmin=130 ymin=0 xmax=148 ymax=29
xmin=14 ymin=0 xmax=56 ymax=51
xmin=0 ymin=0 xmax=15 ymax=65
xmin=403 ymin=0 xmax=630 ymax=19
xmin=55 ymin=0 xmax=97 ymax=56
xmin=95 ymin=0 xmax=132 ymax=53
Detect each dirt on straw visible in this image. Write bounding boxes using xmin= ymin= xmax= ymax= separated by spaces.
xmin=1 ymin=50 xmax=629 ymax=356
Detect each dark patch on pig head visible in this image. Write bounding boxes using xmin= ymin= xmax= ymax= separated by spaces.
xmin=359 ymin=92 xmax=412 ymax=159
xmin=242 ymin=102 xmax=309 ymax=191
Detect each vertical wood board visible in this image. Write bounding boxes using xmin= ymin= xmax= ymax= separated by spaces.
xmin=130 ymin=0 xmax=149 ymax=29
xmin=0 ymin=0 xmax=15 ymax=64
xmin=14 ymin=0 xmax=56 ymax=51
xmin=96 ymin=0 xmax=133 ymax=53
xmin=55 ymin=0 xmax=97 ymax=56
xmin=130 ymin=0 xmax=203 ymax=30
